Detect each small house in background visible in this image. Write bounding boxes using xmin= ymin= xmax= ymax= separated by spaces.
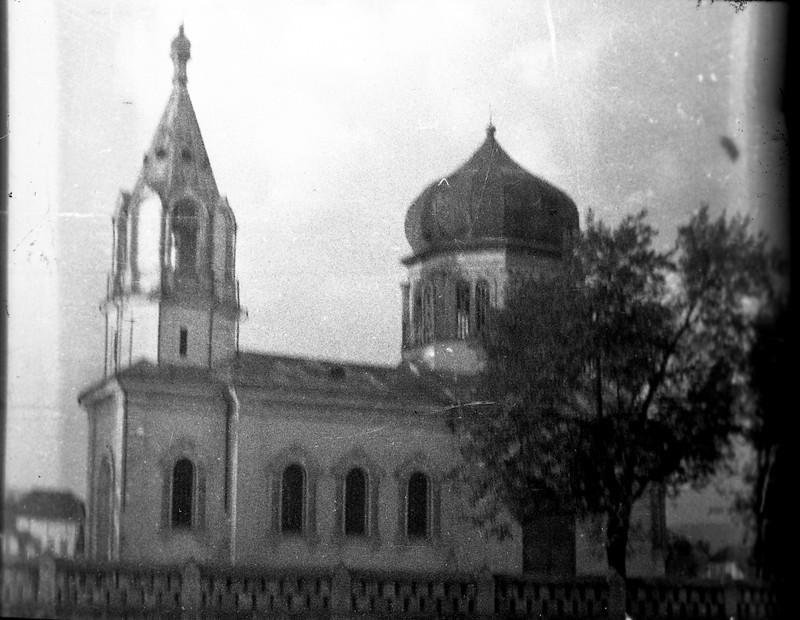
xmin=704 ymin=546 xmax=751 ymax=581
xmin=1 ymin=527 xmax=42 ymax=560
xmin=3 ymin=489 xmax=85 ymax=559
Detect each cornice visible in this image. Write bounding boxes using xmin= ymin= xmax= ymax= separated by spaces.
xmin=235 ymin=386 xmax=451 ymax=426
xmin=78 ymin=377 xmax=124 ymax=409
xmin=401 ymin=238 xmax=565 ymax=266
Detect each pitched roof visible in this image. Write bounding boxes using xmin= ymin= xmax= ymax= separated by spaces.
xmin=9 ymin=489 xmax=85 ymax=522
xmin=232 ymin=352 xmax=456 ymax=409
xmin=83 ymin=352 xmax=459 ymax=413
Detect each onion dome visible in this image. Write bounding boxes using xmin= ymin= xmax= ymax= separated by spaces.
xmin=404 ymin=124 xmax=579 ymax=258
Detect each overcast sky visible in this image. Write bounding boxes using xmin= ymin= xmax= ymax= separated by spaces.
xmin=6 ymin=0 xmax=787 ymax=533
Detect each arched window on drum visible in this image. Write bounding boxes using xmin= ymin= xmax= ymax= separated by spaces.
xmin=412 ymin=286 xmax=423 ymax=345
xmin=475 ymin=280 xmax=490 ymax=333
xmin=421 ymin=282 xmax=435 ymax=344
xmin=455 ymin=280 xmax=471 ymax=339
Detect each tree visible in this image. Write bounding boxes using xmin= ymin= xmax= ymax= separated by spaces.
xmin=739 ymin=294 xmax=790 ymax=584
xmin=453 ymin=206 xmax=775 ymax=578
xmin=665 ymin=532 xmax=711 ymax=578
xmin=453 ymin=271 xmax=590 ymax=575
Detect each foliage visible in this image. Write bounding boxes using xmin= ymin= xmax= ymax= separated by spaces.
xmin=665 ymin=532 xmax=711 ymax=578
xmin=454 ymin=205 xmax=776 ymax=577
xmin=738 ymin=294 xmax=790 ymax=583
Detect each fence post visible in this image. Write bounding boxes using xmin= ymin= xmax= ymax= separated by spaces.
xmin=723 ymin=582 xmax=739 ymax=619
xmin=182 ymin=560 xmax=201 ymax=615
xmin=36 ymin=553 xmax=56 ymax=617
xmin=607 ymin=571 xmax=626 ymax=620
xmin=476 ymin=567 xmax=495 ymax=616
xmin=331 ymin=563 xmax=351 ymax=616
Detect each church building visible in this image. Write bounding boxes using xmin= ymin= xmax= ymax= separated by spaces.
xmin=79 ymin=28 xmax=665 ymax=576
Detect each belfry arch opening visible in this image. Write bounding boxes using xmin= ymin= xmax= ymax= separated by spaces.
xmin=170 ymin=200 xmax=200 ymax=276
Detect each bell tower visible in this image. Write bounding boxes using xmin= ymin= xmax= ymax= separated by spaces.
xmin=104 ymin=26 xmax=240 ymax=373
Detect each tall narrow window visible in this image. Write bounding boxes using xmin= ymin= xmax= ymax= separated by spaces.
xmin=344 ymin=468 xmax=367 ymax=536
xmin=136 ymin=194 xmax=162 ymax=290
xmin=171 ymin=458 xmax=194 ymax=528
xmin=281 ymin=464 xmax=305 ymax=533
xmin=407 ymin=472 xmax=429 ymax=538
xmin=179 ymin=327 xmax=188 ymax=357
xmin=170 ymin=201 xmax=198 ymax=275
xmin=422 ymin=283 xmax=435 ymax=344
xmin=413 ymin=287 xmax=423 ymax=345
xmin=475 ymin=280 xmax=490 ymax=333
xmin=455 ymin=281 xmax=471 ymax=339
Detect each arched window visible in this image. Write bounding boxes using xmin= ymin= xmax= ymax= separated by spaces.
xmin=135 ymin=193 xmax=162 ymax=290
xmin=407 ymin=472 xmax=429 ymax=539
xmin=281 ymin=464 xmax=305 ymax=533
xmin=455 ymin=281 xmax=471 ymax=339
xmin=344 ymin=468 xmax=367 ymax=536
xmin=170 ymin=201 xmax=199 ymax=275
xmin=412 ymin=287 xmax=423 ymax=345
xmin=171 ymin=458 xmax=194 ymax=528
xmin=95 ymin=457 xmax=113 ymax=560
xmin=475 ymin=280 xmax=490 ymax=333
xmin=422 ymin=283 xmax=435 ymax=344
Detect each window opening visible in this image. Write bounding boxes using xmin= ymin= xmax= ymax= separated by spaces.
xmin=475 ymin=281 xmax=490 ymax=333
xmin=422 ymin=283 xmax=435 ymax=344
xmin=344 ymin=468 xmax=367 ymax=536
xmin=281 ymin=464 xmax=304 ymax=533
xmin=171 ymin=458 xmax=194 ymax=528
xmin=170 ymin=202 xmax=198 ymax=275
xmin=407 ymin=472 xmax=428 ymax=538
xmin=456 ymin=281 xmax=471 ymax=339
xmin=413 ymin=287 xmax=423 ymax=345
xmin=179 ymin=327 xmax=188 ymax=357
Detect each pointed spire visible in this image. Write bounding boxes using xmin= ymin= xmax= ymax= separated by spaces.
xmin=171 ymin=24 xmax=191 ymax=86
xmin=137 ymin=26 xmax=218 ymax=198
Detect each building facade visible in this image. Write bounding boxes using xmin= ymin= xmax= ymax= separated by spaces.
xmin=79 ymin=28 xmax=665 ymax=576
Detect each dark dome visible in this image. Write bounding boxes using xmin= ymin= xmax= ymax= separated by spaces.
xmin=405 ymin=125 xmax=579 ymax=257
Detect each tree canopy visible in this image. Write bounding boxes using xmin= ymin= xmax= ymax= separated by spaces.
xmin=453 ymin=205 xmax=778 ymax=578
xmin=738 ymin=293 xmax=790 ymax=589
